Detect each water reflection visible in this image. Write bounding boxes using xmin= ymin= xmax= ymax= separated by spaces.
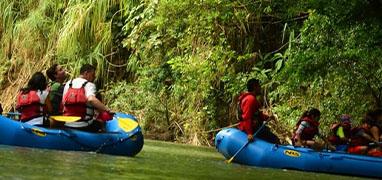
xmin=0 ymin=142 xmax=359 ymax=179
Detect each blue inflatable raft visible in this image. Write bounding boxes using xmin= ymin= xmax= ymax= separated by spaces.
xmin=0 ymin=112 xmax=143 ymax=156
xmin=215 ymin=128 xmax=382 ymax=178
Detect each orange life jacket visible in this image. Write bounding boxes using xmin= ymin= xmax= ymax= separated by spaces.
xmin=62 ymin=81 xmax=89 ymax=120
xmin=16 ymin=90 xmax=43 ymax=121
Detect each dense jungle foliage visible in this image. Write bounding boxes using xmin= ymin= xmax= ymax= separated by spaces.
xmin=1 ymin=0 xmax=382 ymax=145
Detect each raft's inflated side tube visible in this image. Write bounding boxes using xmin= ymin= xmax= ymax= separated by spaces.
xmin=0 ymin=112 xmax=143 ymax=156
xmin=215 ymin=128 xmax=382 ymax=178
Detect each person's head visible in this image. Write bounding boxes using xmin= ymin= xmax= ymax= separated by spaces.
xmin=308 ymin=108 xmax=321 ymax=121
xmin=373 ymin=108 xmax=382 ymax=122
xmin=365 ymin=109 xmax=382 ymax=128
xmin=247 ymin=78 xmax=261 ymax=94
xmin=27 ymin=72 xmax=47 ymax=91
xmin=80 ymin=64 xmax=96 ymax=82
xmin=300 ymin=110 xmax=310 ymax=119
xmin=340 ymin=114 xmax=351 ymax=128
xmin=46 ymin=64 xmax=67 ymax=83
xmin=361 ymin=117 xmax=373 ymax=129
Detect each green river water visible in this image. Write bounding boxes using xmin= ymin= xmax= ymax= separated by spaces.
xmin=0 ymin=140 xmax=366 ymax=179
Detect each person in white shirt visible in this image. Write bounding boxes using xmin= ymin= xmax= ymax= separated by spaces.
xmin=61 ymin=64 xmax=111 ymax=132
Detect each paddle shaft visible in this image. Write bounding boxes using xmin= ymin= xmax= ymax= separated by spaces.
xmin=369 ymin=142 xmax=382 ymax=146
xmin=226 ymin=121 xmax=268 ymax=163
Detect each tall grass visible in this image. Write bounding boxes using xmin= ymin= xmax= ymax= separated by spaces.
xmin=0 ymin=0 xmax=122 ymax=111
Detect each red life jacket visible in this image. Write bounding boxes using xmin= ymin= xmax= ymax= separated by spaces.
xmin=62 ymin=81 xmax=89 ymax=119
xmin=349 ymin=127 xmax=371 ymax=146
xmin=16 ymin=90 xmax=43 ymax=121
xmin=293 ymin=117 xmax=319 ymax=141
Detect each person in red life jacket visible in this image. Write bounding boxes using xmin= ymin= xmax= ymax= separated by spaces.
xmin=46 ymin=64 xmax=67 ymax=115
xmin=368 ymin=109 xmax=382 ymax=143
xmin=16 ymin=72 xmax=52 ymax=126
xmin=363 ymin=109 xmax=382 ymax=157
xmin=237 ymin=78 xmax=280 ymax=144
xmin=61 ymin=64 xmax=112 ymax=132
xmin=328 ymin=114 xmax=352 ymax=150
xmin=292 ymin=108 xmax=321 ymax=148
xmin=348 ymin=117 xmax=376 ymax=155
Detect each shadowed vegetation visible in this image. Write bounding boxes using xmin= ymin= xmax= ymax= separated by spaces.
xmin=1 ymin=0 xmax=382 ymax=145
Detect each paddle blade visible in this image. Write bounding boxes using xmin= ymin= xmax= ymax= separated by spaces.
xmin=50 ymin=116 xmax=81 ymax=122
xmin=118 ymin=118 xmax=138 ymax=132
xmin=225 ymin=157 xmax=234 ymax=164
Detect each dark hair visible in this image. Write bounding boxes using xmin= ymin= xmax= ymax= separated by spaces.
xmin=46 ymin=64 xmax=58 ymax=81
xmin=364 ymin=109 xmax=382 ymax=126
xmin=362 ymin=116 xmax=374 ymax=125
xmin=80 ymin=64 xmax=96 ymax=74
xmin=247 ymin=78 xmax=260 ymax=92
xmin=22 ymin=72 xmax=47 ymax=93
xmin=307 ymin=108 xmax=321 ymax=117
xmin=372 ymin=108 xmax=382 ymax=118
xmin=300 ymin=110 xmax=310 ymax=118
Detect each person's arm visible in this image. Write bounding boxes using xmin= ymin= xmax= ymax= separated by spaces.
xmin=87 ymin=95 xmax=109 ymax=112
xmin=370 ymin=126 xmax=380 ymax=142
xmin=294 ymin=134 xmax=303 ymax=146
xmin=294 ymin=122 xmax=307 ymax=146
xmin=84 ymin=82 xmax=110 ymax=113
xmin=357 ymin=129 xmax=376 ymax=142
xmin=44 ymin=94 xmax=53 ymax=114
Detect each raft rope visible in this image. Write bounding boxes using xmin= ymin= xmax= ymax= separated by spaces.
xmin=59 ymin=130 xmax=138 ymax=152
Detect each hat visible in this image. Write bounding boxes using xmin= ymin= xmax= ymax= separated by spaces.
xmin=340 ymin=114 xmax=351 ymax=123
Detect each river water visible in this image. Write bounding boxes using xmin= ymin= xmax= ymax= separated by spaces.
xmin=0 ymin=140 xmax=364 ymax=179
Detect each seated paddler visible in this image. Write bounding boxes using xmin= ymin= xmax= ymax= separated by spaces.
xmin=292 ymin=108 xmax=322 ymax=149
xmin=56 ymin=64 xmax=113 ymax=132
xmin=328 ymin=114 xmax=352 ymax=151
xmin=16 ymin=72 xmax=52 ymax=126
xmin=237 ymin=78 xmax=280 ymax=144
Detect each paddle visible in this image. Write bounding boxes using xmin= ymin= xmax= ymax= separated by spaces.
xmin=3 ymin=112 xmax=21 ymax=120
xmin=369 ymin=142 xmax=382 ymax=147
xmin=50 ymin=116 xmax=81 ymax=122
xmin=6 ymin=112 xmax=21 ymax=116
xmin=226 ymin=120 xmax=268 ymax=163
xmin=118 ymin=117 xmax=139 ymax=132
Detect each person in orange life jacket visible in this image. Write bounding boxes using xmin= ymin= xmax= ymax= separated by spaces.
xmin=238 ymin=78 xmax=280 ymax=144
xmin=61 ymin=64 xmax=112 ymax=132
xmin=348 ymin=117 xmax=376 ymax=155
xmin=46 ymin=64 xmax=67 ymax=115
xmin=292 ymin=108 xmax=321 ymax=148
xmin=16 ymin=72 xmax=52 ymax=126
xmin=367 ymin=109 xmax=382 ymax=143
xmin=328 ymin=114 xmax=352 ymax=146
